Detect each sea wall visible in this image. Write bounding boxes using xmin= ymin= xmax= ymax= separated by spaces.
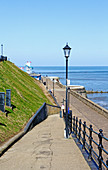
xmin=56 ymin=82 xmax=108 ymax=119
xmin=70 ymin=90 xmax=108 ymax=119
xmin=56 ymin=81 xmax=87 ymax=97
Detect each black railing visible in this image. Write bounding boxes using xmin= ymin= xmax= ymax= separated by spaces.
xmin=68 ymin=113 xmax=108 ymax=169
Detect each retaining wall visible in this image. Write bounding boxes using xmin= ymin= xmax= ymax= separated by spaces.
xmin=24 ymin=103 xmax=48 ymax=132
xmin=0 ymin=103 xmax=60 ymax=156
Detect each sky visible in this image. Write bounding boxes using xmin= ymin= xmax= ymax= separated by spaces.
xmin=0 ymin=0 xmax=108 ymax=66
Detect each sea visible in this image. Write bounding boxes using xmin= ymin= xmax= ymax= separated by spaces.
xmin=27 ymin=66 xmax=108 ymax=110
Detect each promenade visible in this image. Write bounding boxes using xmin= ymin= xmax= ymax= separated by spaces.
xmin=0 ymin=78 xmax=108 ymax=169
xmin=0 ymin=114 xmax=90 ymax=170
xmin=45 ymin=78 xmax=108 ymax=168
xmin=46 ymin=78 xmax=108 ymax=138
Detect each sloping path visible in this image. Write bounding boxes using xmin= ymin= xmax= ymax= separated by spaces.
xmin=46 ymin=78 xmax=108 ymax=165
xmin=0 ymin=115 xmax=90 ymax=170
xmin=47 ymin=78 xmax=108 ymax=138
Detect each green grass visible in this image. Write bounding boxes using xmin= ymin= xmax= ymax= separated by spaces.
xmin=0 ymin=61 xmax=51 ymax=144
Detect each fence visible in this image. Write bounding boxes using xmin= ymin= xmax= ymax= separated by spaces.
xmin=66 ymin=112 xmax=108 ymax=169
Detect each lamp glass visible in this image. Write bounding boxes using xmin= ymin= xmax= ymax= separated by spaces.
xmin=63 ymin=43 xmax=71 ymax=58
xmin=64 ymin=49 xmax=70 ymax=57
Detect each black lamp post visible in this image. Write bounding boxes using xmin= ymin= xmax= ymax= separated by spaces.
xmin=46 ymin=75 xmax=48 ymax=90
xmin=53 ymin=78 xmax=54 ymax=96
xmin=68 ymin=87 xmax=70 ymax=110
xmin=1 ymin=44 xmax=3 ymax=56
xmin=63 ymin=43 xmax=71 ymax=138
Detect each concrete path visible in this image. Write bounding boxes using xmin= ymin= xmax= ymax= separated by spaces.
xmin=1 ymin=78 xmax=108 ymax=169
xmin=47 ymin=78 xmax=108 ymax=138
xmin=46 ymin=78 xmax=108 ymax=165
xmin=0 ymin=115 xmax=90 ymax=170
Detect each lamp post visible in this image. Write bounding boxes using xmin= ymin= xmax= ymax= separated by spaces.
xmin=53 ymin=78 xmax=54 ymax=96
xmin=46 ymin=75 xmax=48 ymax=90
xmin=63 ymin=43 xmax=71 ymax=138
xmin=1 ymin=44 xmax=3 ymax=56
xmin=68 ymin=87 xmax=70 ymax=111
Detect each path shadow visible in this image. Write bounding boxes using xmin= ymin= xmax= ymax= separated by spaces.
xmin=0 ymin=123 xmax=6 ymax=127
xmin=5 ymin=110 xmax=11 ymax=117
xmin=5 ymin=104 xmax=16 ymax=117
xmin=11 ymin=104 xmax=16 ymax=110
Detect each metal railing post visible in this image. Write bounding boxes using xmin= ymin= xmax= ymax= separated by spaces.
xmin=88 ymin=125 xmax=93 ymax=159
xmin=106 ymin=159 xmax=108 ymax=168
xmin=98 ymin=129 xmax=103 ymax=170
xmin=70 ymin=114 xmax=108 ymax=169
xmin=78 ymin=119 xmax=82 ymax=142
xmin=68 ymin=110 xmax=72 ymax=134
xmin=82 ymin=121 xmax=86 ymax=149
xmin=76 ymin=117 xmax=78 ymax=137
xmin=73 ymin=116 xmax=75 ymax=133
xmin=71 ymin=111 xmax=72 ymax=133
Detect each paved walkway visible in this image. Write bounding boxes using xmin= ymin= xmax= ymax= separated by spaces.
xmin=0 ymin=115 xmax=90 ymax=170
xmin=47 ymin=78 xmax=108 ymax=138
xmin=1 ymin=78 xmax=108 ymax=169
xmin=46 ymin=78 xmax=108 ymax=166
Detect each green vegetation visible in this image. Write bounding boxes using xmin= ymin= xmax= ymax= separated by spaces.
xmin=0 ymin=61 xmax=51 ymax=144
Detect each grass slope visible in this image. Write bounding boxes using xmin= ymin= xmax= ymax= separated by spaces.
xmin=0 ymin=61 xmax=50 ymax=144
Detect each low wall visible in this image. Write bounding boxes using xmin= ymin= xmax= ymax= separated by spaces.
xmin=0 ymin=102 xmax=61 ymax=156
xmin=46 ymin=104 xmax=61 ymax=115
xmin=56 ymin=81 xmax=108 ymax=119
xmin=24 ymin=103 xmax=48 ymax=132
xmin=24 ymin=103 xmax=61 ymax=132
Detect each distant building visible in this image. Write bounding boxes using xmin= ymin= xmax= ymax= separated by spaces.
xmin=30 ymin=73 xmax=41 ymax=80
xmin=25 ymin=61 xmax=33 ymax=74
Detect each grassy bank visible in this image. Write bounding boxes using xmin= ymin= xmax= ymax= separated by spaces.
xmin=0 ymin=61 xmax=51 ymax=145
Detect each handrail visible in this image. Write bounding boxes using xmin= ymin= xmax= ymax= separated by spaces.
xmin=46 ymin=103 xmax=61 ymax=109
xmin=66 ymin=111 xmax=108 ymax=169
xmin=48 ymin=90 xmax=60 ymax=107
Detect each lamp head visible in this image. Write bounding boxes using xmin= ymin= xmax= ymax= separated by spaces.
xmin=63 ymin=43 xmax=71 ymax=58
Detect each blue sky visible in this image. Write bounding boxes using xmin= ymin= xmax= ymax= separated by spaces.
xmin=0 ymin=0 xmax=108 ymax=66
